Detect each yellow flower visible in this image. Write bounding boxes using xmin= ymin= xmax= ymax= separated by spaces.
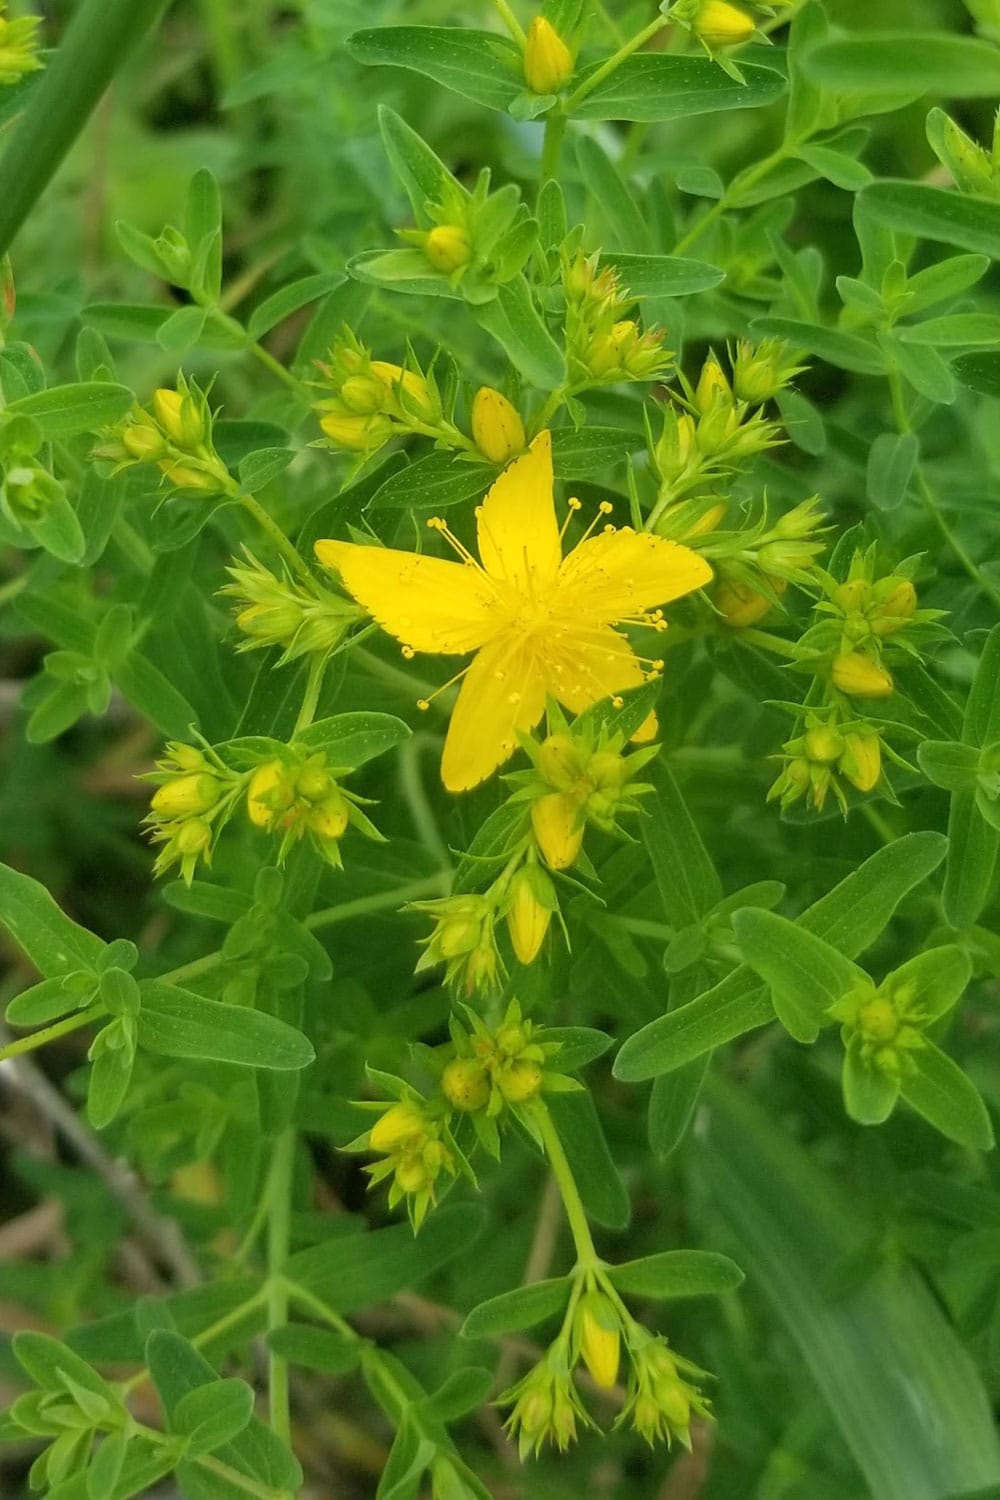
xmin=315 ymin=432 xmax=711 ymax=790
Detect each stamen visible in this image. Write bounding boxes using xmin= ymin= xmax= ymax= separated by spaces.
xmin=574 ymin=498 xmax=616 ymax=547
xmin=426 ymin=516 xmax=482 ymax=571
xmin=559 ymin=495 xmax=583 ymax=541
xmin=401 ymin=645 xmax=415 ymax=659
xmin=414 ymin=660 xmax=472 ymax=712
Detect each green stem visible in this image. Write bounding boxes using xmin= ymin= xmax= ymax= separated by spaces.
xmin=0 ymin=572 xmax=27 ymax=609
xmin=0 ymin=1004 xmax=105 ymax=1063
xmin=493 ymin=0 xmax=526 ymax=46
xmin=198 ymin=0 xmax=242 ymax=96
xmin=0 ymin=0 xmax=169 ymax=256
xmin=293 ymin=654 xmax=326 ymax=735
xmin=672 ymin=144 xmax=789 ymax=257
xmin=887 ymin=368 xmax=1000 ymax=610
xmin=529 ymin=383 xmax=569 ymax=437
xmin=247 ymin=337 xmax=308 ymax=396
xmin=237 ymin=492 xmax=311 ymax=583
xmin=533 ymin=1101 xmax=601 ymax=1272
xmin=120 ymin=1290 xmax=268 ymax=1395
xmin=266 ymin=1129 xmax=295 ymax=1444
xmin=738 ymin=626 xmax=815 ymax=661
xmin=286 ymin=1279 xmax=357 ymax=1342
xmin=540 ymin=111 xmax=567 ymax=186
xmin=562 ymin=15 xmax=669 ymax=112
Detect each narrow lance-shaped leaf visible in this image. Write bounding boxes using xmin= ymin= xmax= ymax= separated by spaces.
xmin=731 ymin=908 xmax=867 ymax=1043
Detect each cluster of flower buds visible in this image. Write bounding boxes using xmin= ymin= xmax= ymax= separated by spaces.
xmin=509 ymin=721 xmax=660 ymax=873
xmin=143 ymin=742 xmax=242 ymax=884
xmin=768 ymin=713 xmax=890 ymax=814
xmin=828 ymin=977 xmax=929 ymax=1080
xmin=353 ymin=1096 xmax=461 ymax=1231
xmin=312 ymin=330 xmax=450 ymax=455
xmin=708 ymin=497 xmax=828 ymax=629
xmin=501 ymin=1277 xmax=710 ymax=1457
xmin=0 ymin=452 xmax=66 ymax=529
xmin=522 ymin=14 xmax=575 ymax=96
xmin=220 ymin=549 xmax=361 ymax=664
xmin=0 ymin=6 xmax=43 ymax=87
xmin=438 ymin=1000 xmax=573 ymax=1145
xmin=562 ymin=251 xmax=671 ymax=387
xmin=95 ymin=376 xmax=234 ymax=499
xmin=245 ymin=750 xmax=378 ymax=867
xmin=411 ymin=892 xmax=500 ymax=994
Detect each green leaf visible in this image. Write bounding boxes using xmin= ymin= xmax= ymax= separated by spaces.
xmin=867 ymin=431 xmax=917 ymax=511
xmin=347 ymin=27 xmax=521 ymax=114
xmin=137 ymin=981 xmax=315 ymax=1070
xmin=899 ymin=314 xmax=1000 ymax=348
xmin=641 ymin=759 xmax=723 ymax=928
xmin=29 ymin=492 xmax=87 ymax=564
xmin=883 ymin=331 xmax=957 ymax=404
xmin=5 ymin=975 xmax=89 ymax=1027
xmin=888 ymin=945 xmax=971 ymax=1021
xmin=571 ymin=55 xmax=786 ymax=122
xmin=607 ymin=1249 xmax=743 ymax=1300
xmin=900 ymin=1042 xmax=995 ymax=1150
xmin=246 ymin=274 xmax=342 ymax=343
xmin=13 ymin=1331 xmax=116 ymax=1403
xmin=731 ymin=908 xmax=866 ymax=1043
xmin=904 ymin=253 xmax=990 ymax=316
xmin=287 ymin=1203 xmax=486 ymax=1309
xmin=697 ymin=1079 xmax=1000 ymax=1500
xmin=550 ymin=427 xmax=636 ymax=478
xmin=796 ymin=144 xmax=872 ymax=191
xmin=648 ymin=1058 xmax=710 ymax=1156
xmin=0 ymin=861 xmax=105 ymax=977
xmin=965 ymin=626 xmax=1000 ymax=748
xmin=918 ymin=739 xmax=982 ymax=791
xmin=602 ymin=252 xmax=724 ymax=298
xmin=87 ymin=1024 xmax=135 ymax=1129
xmin=943 ymin=792 xmax=1000 ymax=929
xmin=543 ymin=1026 xmax=612 ymax=1073
xmin=294 ymin=711 xmax=411 ymax=767
xmin=953 ymin=352 xmax=1000 ymax=398
xmin=750 ymin=316 xmax=884 ymax=375
xmin=266 ymin=1325 xmax=361 ymax=1376
xmin=378 ymin=105 xmax=453 ymax=219
xmin=475 ymin=275 xmax=565 ymax=389
xmin=173 ymin=1379 xmax=255 ymax=1456
xmin=614 ymin=833 xmax=947 ymax=1080
xmin=4 ymin=382 xmax=133 ymax=437
xmin=574 ymin=135 xmax=649 ymax=253
xmin=803 ymin=34 xmax=1000 ymax=97
xmin=461 ymin=1277 xmax=571 ymax=1340
xmin=347 ymin=247 xmax=459 ymax=300
xmin=859 ymin=181 xmax=1000 ymax=260
xmin=842 ymin=1035 xmax=899 ymax=1125
xmin=367 ymin=451 xmax=493 ymax=511
xmin=419 ymin=1368 xmax=494 ymax=1424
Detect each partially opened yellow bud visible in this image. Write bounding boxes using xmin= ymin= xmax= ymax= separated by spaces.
xmin=153 ymin=388 xmax=204 ymax=448
xmin=471 ymin=387 xmax=526 ymax=464
xmin=692 ymin=0 xmax=756 ymax=46
xmin=575 ymin=1293 xmax=621 ymax=1389
xmin=247 ymin=760 xmax=295 ymax=829
xmin=839 ymin=731 xmax=882 ymax=792
xmin=531 ymin=791 xmax=584 ymax=870
xmin=370 ymin=361 xmax=436 ymax=422
xmin=695 ymin=354 xmax=733 ymax=414
xmin=831 ymin=653 xmax=893 ymax=699
xmin=424 ymin=225 xmax=472 ymax=273
xmin=523 ymin=15 xmax=574 ymax=95
xmin=369 ymin=1102 xmax=427 ymax=1154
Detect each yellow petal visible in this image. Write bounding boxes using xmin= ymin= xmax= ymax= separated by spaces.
xmin=544 ymin=624 xmax=647 ymax=716
xmin=557 ymin=528 xmax=712 ymax=623
xmin=441 ymin=634 xmax=547 ymax=791
xmin=475 ymin=429 xmax=561 ymax=591
xmin=315 ymin=539 xmax=498 ymax=654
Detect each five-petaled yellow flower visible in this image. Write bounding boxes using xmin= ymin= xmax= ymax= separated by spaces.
xmin=315 ymin=431 xmax=712 ymax=791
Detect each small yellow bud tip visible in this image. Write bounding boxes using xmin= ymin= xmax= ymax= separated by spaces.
xmin=692 ymin=0 xmax=756 ymax=46
xmin=523 ymin=15 xmax=574 ymax=95
xmin=423 ymin=225 xmax=472 ymax=274
xmin=471 ymin=387 xmax=526 ymax=465
xmin=831 ymin=652 xmax=894 ymax=699
xmin=369 ymin=1102 xmax=427 ymax=1154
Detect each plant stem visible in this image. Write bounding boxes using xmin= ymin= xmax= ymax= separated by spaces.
xmin=540 ymin=111 xmax=567 ymax=186
xmin=266 ymin=1128 xmax=295 ymax=1444
xmin=493 ymin=0 xmax=526 ymax=46
xmin=247 ymin=337 xmax=308 ymax=396
xmin=0 ymin=572 xmax=27 ymax=609
xmin=237 ymin=492 xmax=311 ymax=582
xmin=198 ymin=0 xmax=242 ymax=96
xmin=672 ymin=145 xmax=790 ymax=257
xmin=0 ymin=1004 xmax=105 ymax=1063
xmin=293 ymin=654 xmax=326 ymax=735
xmin=562 ymin=15 xmax=669 ymax=113
xmin=0 ymin=0 xmax=169 ymax=257
xmin=533 ymin=1101 xmax=601 ymax=1272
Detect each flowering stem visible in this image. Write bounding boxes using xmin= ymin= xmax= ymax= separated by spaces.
xmin=266 ymin=1127 xmax=295 ymax=1444
xmin=562 ymin=15 xmax=669 ymax=113
xmin=0 ymin=1004 xmax=105 ymax=1064
xmin=493 ymin=0 xmax=527 ymax=47
xmin=533 ymin=1101 xmax=601 ymax=1272
xmin=237 ymin=492 xmax=312 ymax=583
xmin=540 ymin=112 xmax=567 ymax=186
xmin=737 ymin=627 xmax=816 ymax=661
xmin=293 ymin=654 xmax=326 ymax=735
xmin=529 ymin=384 xmax=569 ymax=436
xmin=672 ymin=144 xmax=791 ymax=257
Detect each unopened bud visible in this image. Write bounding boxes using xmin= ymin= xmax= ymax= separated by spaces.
xmin=870 ymin=578 xmax=917 ymax=634
xmin=319 ymin=408 xmax=394 ymax=452
xmin=576 ymin=1293 xmax=621 ymax=1389
xmin=714 ymin=578 xmax=776 ymax=629
xmin=507 ymin=866 xmax=555 ymax=965
xmin=496 ymin=1058 xmax=544 ymax=1103
xmin=831 ymin=652 xmax=893 ymax=699
xmin=423 ymin=225 xmax=472 ymax=273
xmin=151 ymin=773 xmax=220 ymax=819
xmin=692 ymin=0 xmax=756 ymax=46
xmin=839 ymin=731 xmax=882 ymax=792
xmin=695 ymin=353 xmax=733 ymax=414
xmin=370 ymin=1102 xmax=427 ymax=1154
xmin=471 ymin=387 xmax=526 ymax=464
xmin=153 ymin=388 xmax=204 ymax=448
xmin=247 ymin=759 xmax=295 ymax=828
xmin=309 ymin=791 xmax=350 ymax=841
xmin=175 ymin=819 xmax=212 ymax=856
xmin=803 ymin=726 xmax=844 ymax=764
xmin=523 ymin=15 xmax=574 ymax=94
xmin=531 ymin=791 xmax=584 ymax=870
xmin=536 ymin=732 xmax=584 ymax=789
xmin=122 ymin=422 xmax=167 ymax=461
xmin=441 ymin=1057 xmax=491 ymax=1112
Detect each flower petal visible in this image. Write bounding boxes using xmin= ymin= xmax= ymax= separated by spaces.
xmin=475 ymin=429 xmax=562 ymax=591
xmin=557 ymin=528 xmax=712 ymax=624
xmin=544 ymin=623 xmax=648 ymax=715
xmin=441 ymin=634 xmax=547 ymax=792
xmin=315 ymin=539 xmax=498 ymax=654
